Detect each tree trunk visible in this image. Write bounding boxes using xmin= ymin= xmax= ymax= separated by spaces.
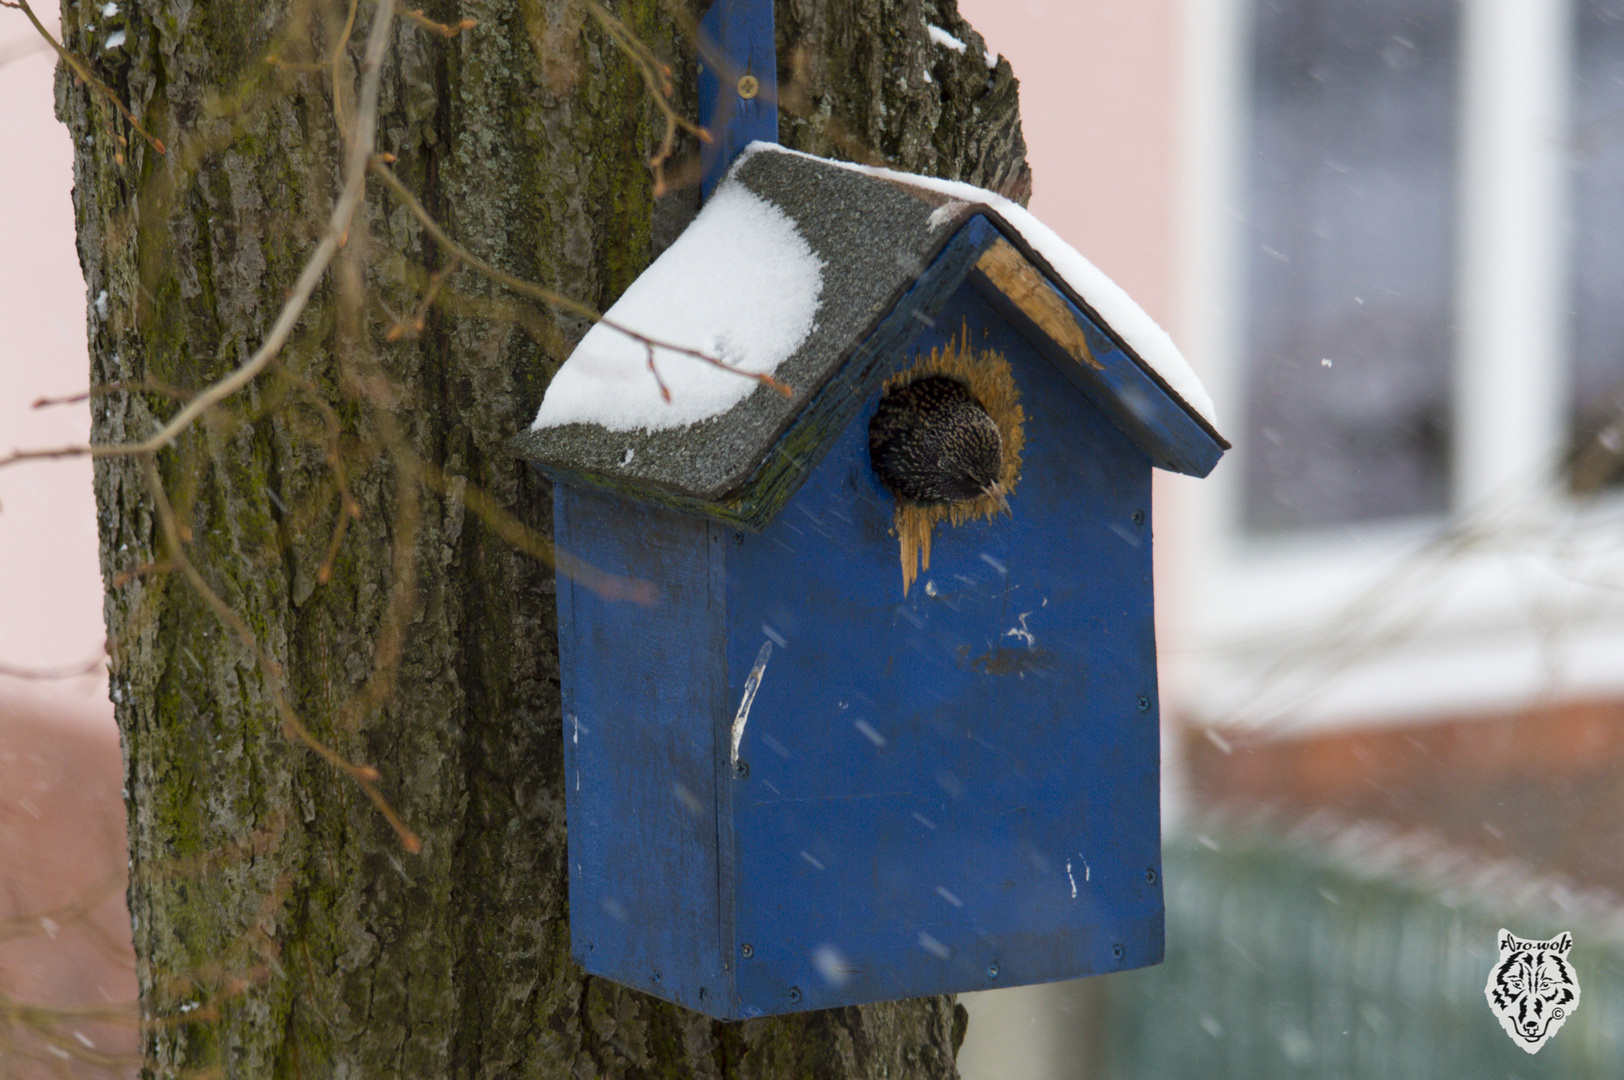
xmin=58 ymin=0 xmax=1028 ymax=1074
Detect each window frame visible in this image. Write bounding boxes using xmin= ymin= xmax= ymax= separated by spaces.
xmin=1168 ymin=0 xmax=1624 ymax=735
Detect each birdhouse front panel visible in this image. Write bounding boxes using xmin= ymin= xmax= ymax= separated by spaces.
xmin=724 ymin=294 xmax=1162 ymax=1017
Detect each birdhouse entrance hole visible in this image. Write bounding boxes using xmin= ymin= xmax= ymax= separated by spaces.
xmin=873 ymin=331 xmax=1025 ymax=595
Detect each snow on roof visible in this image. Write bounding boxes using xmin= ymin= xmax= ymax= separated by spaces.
xmin=532 ymin=183 xmax=825 ymax=432
xmin=758 ymin=146 xmax=1219 ymax=428
xmin=514 ymin=144 xmax=1223 ymax=524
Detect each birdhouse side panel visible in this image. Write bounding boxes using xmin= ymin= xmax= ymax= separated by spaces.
xmin=555 ymin=484 xmax=733 ymax=1010
xmin=722 ymin=292 xmax=1164 ymax=1016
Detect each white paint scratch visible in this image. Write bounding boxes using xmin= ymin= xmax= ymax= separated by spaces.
xmin=918 ymin=931 xmax=951 ymax=959
xmin=760 ymin=622 xmax=788 ymax=648
xmin=571 ymin=714 xmax=581 ymax=790
xmin=1066 ymin=860 xmax=1077 ymax=899
xmin=800 ymin=850 xmax=826 ymax=870
xmin=978 ymin=552 xmax=1007 ymax=575
xmin=1004 ymin=612 xmax=1036 ymax=649
xmin=935 ymin=886 xmax=964 ymax=908
xmin=730 ymin=640 xmax=773 ymax=765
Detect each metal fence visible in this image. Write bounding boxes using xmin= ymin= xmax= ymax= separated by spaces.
xmin=1103 ymin=825 xmax=1624 ymax=1078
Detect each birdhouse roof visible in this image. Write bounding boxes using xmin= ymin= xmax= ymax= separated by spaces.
xmin=511 ymin=143 xmax=1228 ymax=528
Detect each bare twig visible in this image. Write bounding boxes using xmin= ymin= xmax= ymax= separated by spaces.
xmin=9 ymin=0 xmax=168 ymax=155
xmin=0 ymin=650 xmax=106 ymax=681
xmin=266 ymin=0 xmax=361 ymax=73
xmin=139 ymin=454 xmax=420 ymax=854
xmin=369 ymin=157 xmax=794 ymax=399
xmin=401 ymin=8 xmax=477 ymax=37
xmin=419 ymin=461 xmax=661 ymax=606
xmin=32 ymin=379 xmax=192 ymax=408
xmin=83 ymin=0 xmax=398 ymax=463
xmin=582 ymin=0 xmax=711 ymax=195
xmin=385 ymin=254 xmax=461 ymax=341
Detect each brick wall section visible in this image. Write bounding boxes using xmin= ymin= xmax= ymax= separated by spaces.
xmin=1186 ymin=700 xmax=1624 ymax=894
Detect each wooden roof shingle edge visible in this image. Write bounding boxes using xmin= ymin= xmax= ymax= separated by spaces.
xmin=511 ymin=147 xmax=1228 ymax=528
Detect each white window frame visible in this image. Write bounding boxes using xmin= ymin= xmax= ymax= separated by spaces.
xmin=1166 ymin=0 xmax=1624 ymax=736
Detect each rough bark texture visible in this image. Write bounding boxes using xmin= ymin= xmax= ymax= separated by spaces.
xmin=59 ymin=0 xmax=1027 ymax=1075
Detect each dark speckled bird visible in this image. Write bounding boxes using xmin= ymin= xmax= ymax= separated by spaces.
xmin=869 ymin=375 xmax=1010 ymax=514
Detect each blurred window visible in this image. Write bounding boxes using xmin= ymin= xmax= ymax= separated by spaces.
xmin=1241 ymin=0 xmax=1461 ymax=532
xmin=1571 ymin=0 xmax=1624 ymax=490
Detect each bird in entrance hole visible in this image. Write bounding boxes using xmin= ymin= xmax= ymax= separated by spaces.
xmin=869 ymin=375 xmax=1011 ymax=514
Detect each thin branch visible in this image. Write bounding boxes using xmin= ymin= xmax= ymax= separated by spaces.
xmin=400 ymin=8 xmax=477 ymax=37
xmin=10 ymin=0 xmax=167 ymax=155
xmin=369 ymin=157 xmax=794 ymax=399
xmin=328 ymin=409 xmax=423 ymax=742
xmin=266 ymin=0 xmax=361 ymax=73
xmin=140 ymin=455 xmax=420 ymax=854
xmin=384 ymin=254 xmax=460 ymax=341
xmin=0 ymin=650 xmax=105 ymax=681
xmin=581 ymin=0 xmax=712 ymax=195
xmin=83 ymin=0 xmax=398 ymax=463
xmin=0 ymin=444 xmax=90 ymax=469
xmin=32 ymin=379 xmax=192 ymax=408
xmin=419 ymin=462 xmax=661 ymax=607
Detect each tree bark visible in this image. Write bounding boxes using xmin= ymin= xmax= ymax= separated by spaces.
xmin=58 ymin=0 xmax=1028 ymax=1074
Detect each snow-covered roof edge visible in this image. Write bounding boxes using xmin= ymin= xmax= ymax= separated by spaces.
xmin=735 ymin=143 xmax=1221 ymax=432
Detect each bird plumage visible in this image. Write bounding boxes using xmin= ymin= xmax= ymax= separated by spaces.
xmin=869 ymin=375 xmax=1009 ymax=511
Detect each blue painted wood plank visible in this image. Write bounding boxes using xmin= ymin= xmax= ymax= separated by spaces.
xmin=556 ymin=484 xmax=733 ymax=1012
xmin=698 ymin=0 xmax=777 ymax=201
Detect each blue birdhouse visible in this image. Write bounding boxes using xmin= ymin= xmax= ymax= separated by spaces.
xmin=510 ymin=138 xmax=1228 ymax=1019
xmin=510 ymin=1 xmax=1225 ymax=1021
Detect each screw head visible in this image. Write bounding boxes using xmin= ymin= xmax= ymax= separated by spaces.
xmin=1131 ymin=509 xmax=1145 ymax=526
xmin=733 ymin=759 xmax=750 ymax=779
xmin=737 ymin=74 xmax=760 ymax=100
xmin=1112 ymin=943 xmax=1125 ymax=961
xmin=740 ymin=943 xmax=754 ymax=959
xmin=1146 ymin=867 xmax=1159 ymax=885
xmin=788 ymin=985 xmax=802 ymax=1003
xmin=1137 ymin=695 xmax=1151 ymax=712
xmin=986 ymin=963 xmax=999 ymax=979
xmin=733 ymin=530 xmax=745 ymax=545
